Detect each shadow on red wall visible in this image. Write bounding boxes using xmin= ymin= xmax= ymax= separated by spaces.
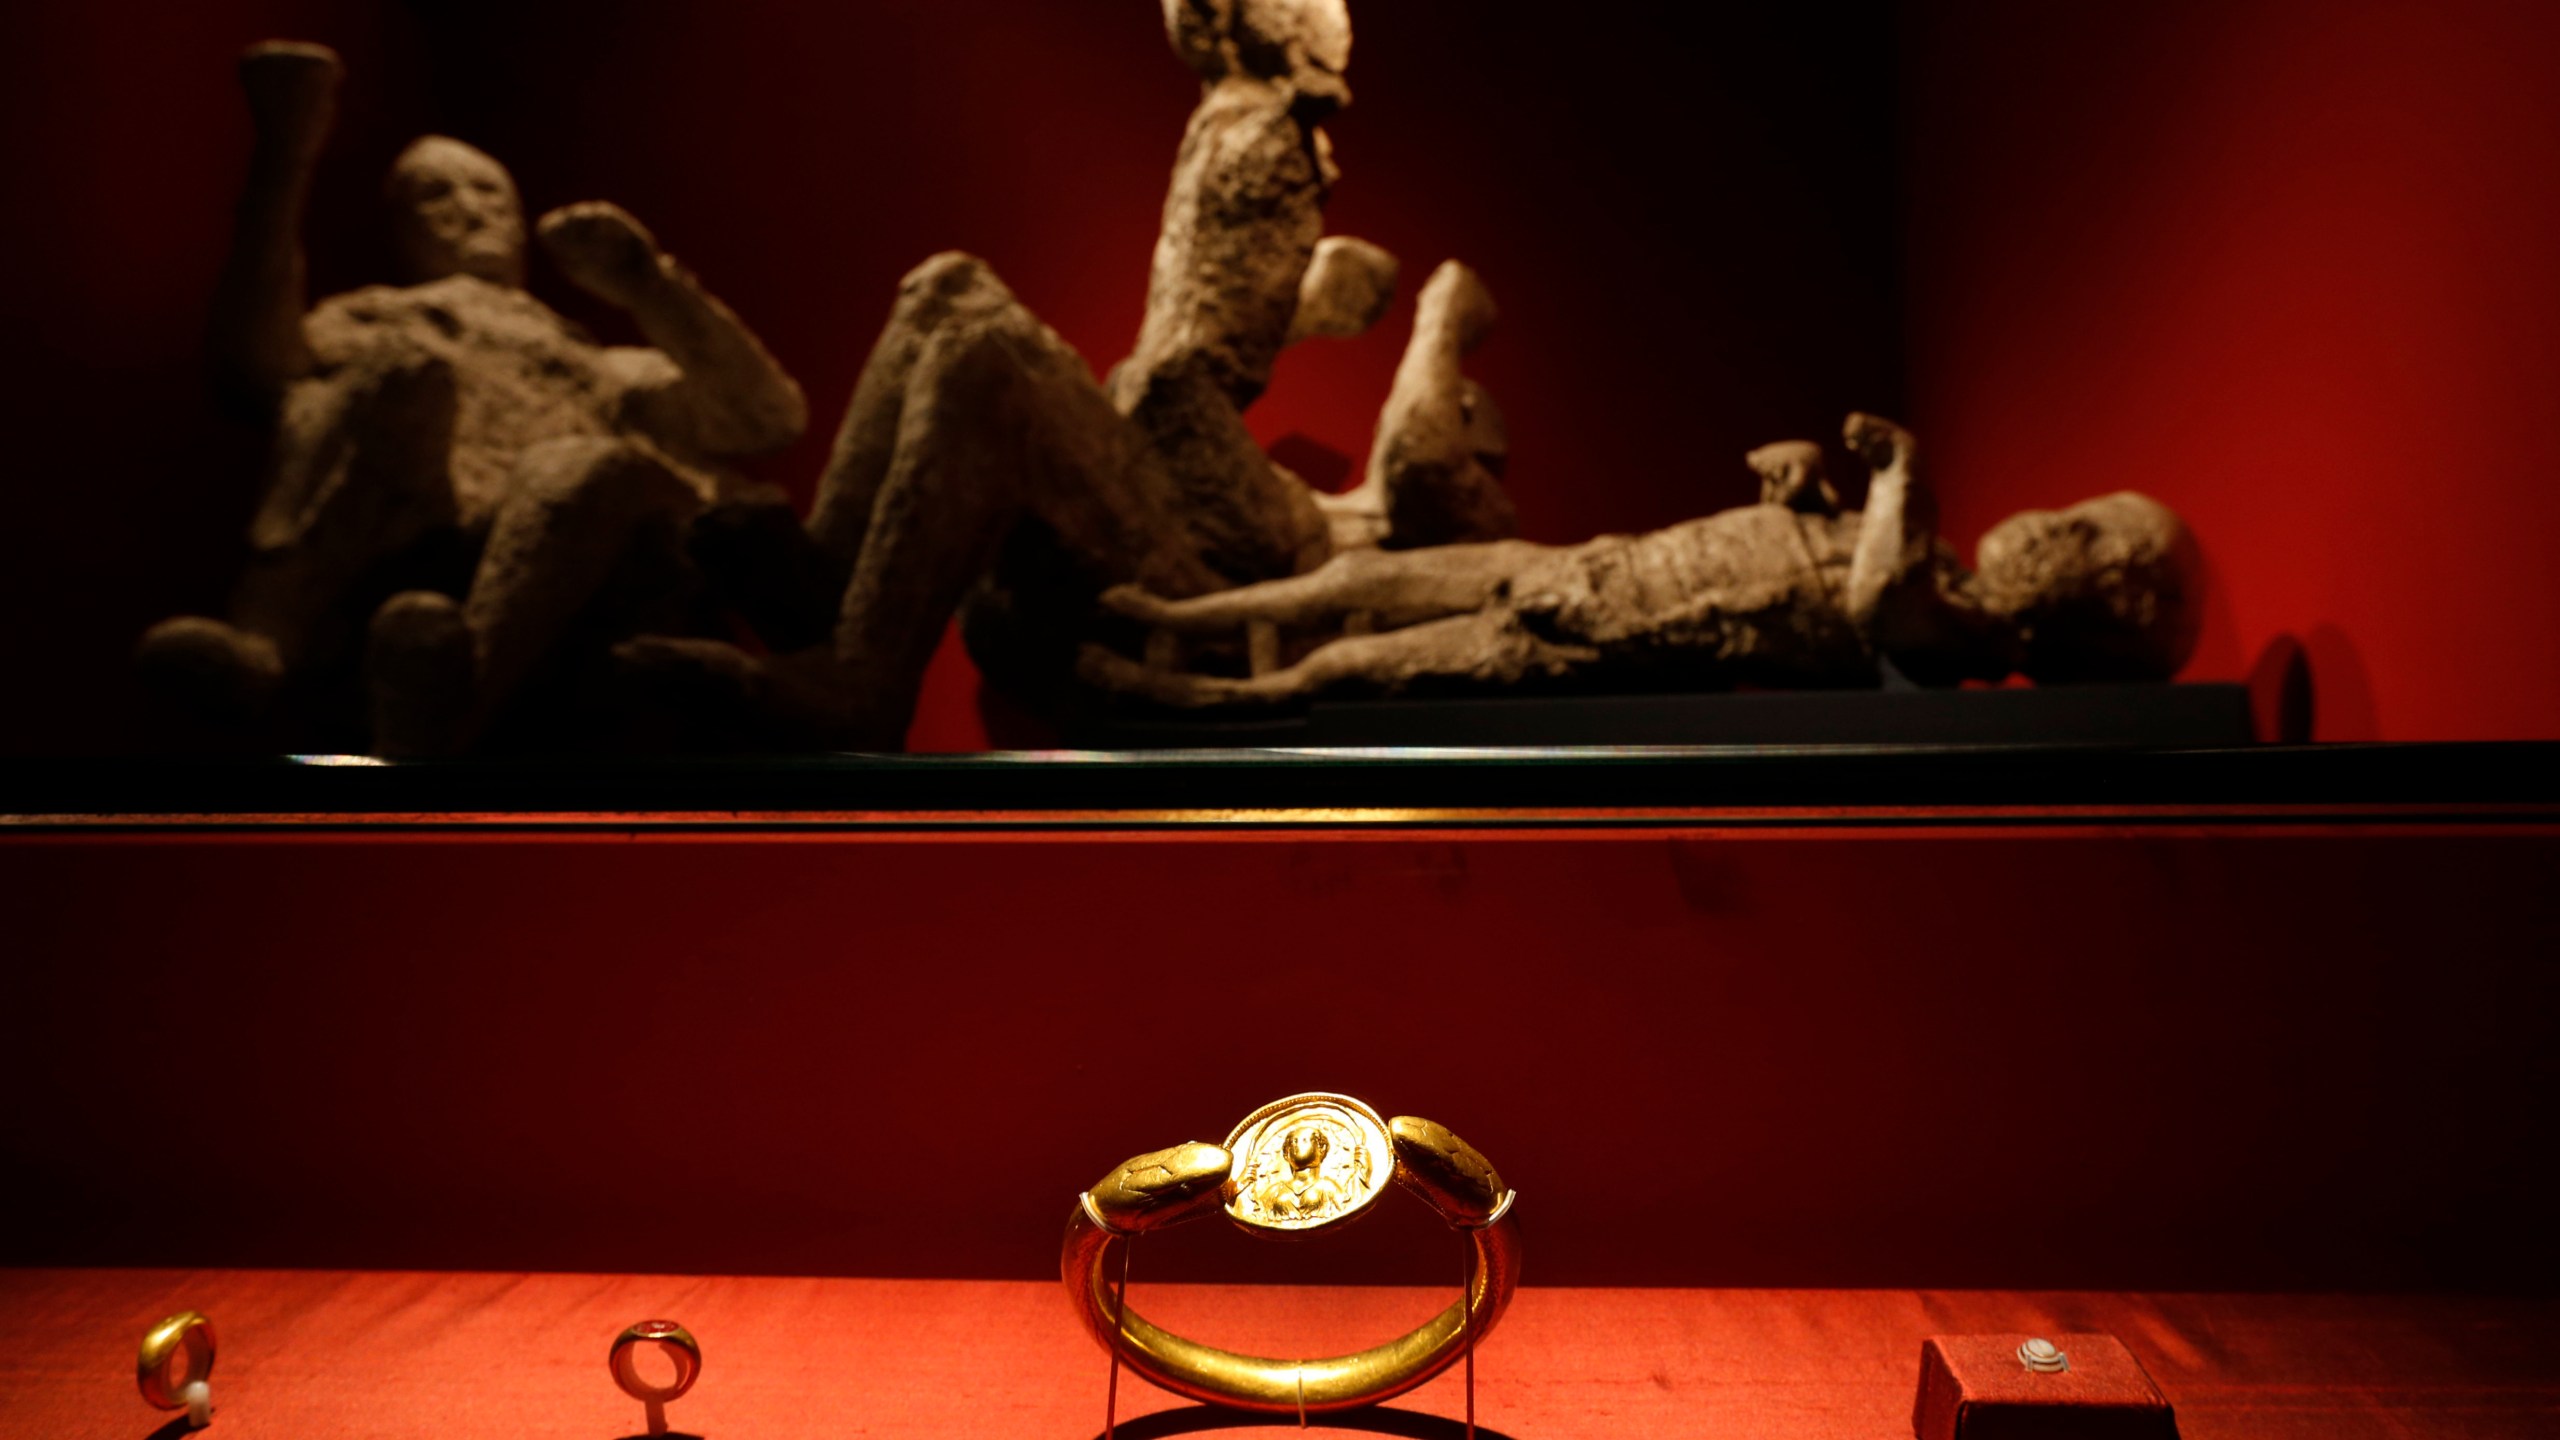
xmin=1902 ymin=0 xmax=2560 ymax=741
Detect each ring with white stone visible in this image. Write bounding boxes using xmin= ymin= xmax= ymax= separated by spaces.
xmin=137 ymin=1310 xmax=216 ymax=1425
xmin=2018 ymin=1337 xmax=2070 ymax=1373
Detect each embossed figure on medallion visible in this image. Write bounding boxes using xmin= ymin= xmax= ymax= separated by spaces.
xmin=1221 ymin=1092 xmax=1395 ymax=1235
xmin=1247 ymin=1123 xmax=1360 ymax=1222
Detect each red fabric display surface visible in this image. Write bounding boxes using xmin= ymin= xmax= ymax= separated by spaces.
xmin=2 ymin=1270 xmax=2555 ymax=1439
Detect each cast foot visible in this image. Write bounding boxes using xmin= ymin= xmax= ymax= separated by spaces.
xmin=136 ymin=616 xmax=285 ymax=724
xmin=613 ymin=637 xmax=897 ymax=751
xmin=1076 ymin=641 xmax=1274 ymax=710
xmin=367 ymin=590 xmax=476 ymax=757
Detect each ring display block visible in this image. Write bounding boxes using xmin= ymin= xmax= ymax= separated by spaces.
xmin=1915 ymin=1334 xmax=2177 ymax=1439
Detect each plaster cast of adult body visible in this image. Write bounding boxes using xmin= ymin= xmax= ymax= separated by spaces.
xmin=136 ymin=42 xmax=805 ymax=754
xmin=1080 ymin=414 xmax=2205 ymax=706
xmin=620 ymin=0 xmax=1506 ymax=748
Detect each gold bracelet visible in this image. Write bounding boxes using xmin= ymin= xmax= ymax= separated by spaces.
xmin=1061 ymin=1091 xmax=1520 ymax=1414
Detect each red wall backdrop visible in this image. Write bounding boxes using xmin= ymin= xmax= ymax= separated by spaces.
xmin=1901 ymin=0 xmax=2560 ymax=741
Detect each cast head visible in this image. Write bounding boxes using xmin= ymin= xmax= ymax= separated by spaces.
xmin=1976 ymin=492 xmax=2204 ymax=682
xmin=385 ymin=136 xmax=527 ymax=288
xmin=1165 ymin=0 xmax=1353 ymax=110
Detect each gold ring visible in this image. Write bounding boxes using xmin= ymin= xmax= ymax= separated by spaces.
xmin=137 ymin=1310 xmax=216 ymax=1411
xmin=610 ymin=1320 xmax=702 ymax=1404
xmin=1062 ymin=1091 xmax=1521 ymax=1414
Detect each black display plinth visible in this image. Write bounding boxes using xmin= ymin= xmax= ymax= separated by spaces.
xmin=8 ymin=739 xmax=2555 ymax=826
xmin=1073 ymin=682 xmax=2259 ymax=749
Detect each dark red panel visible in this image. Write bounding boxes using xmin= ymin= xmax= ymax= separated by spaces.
xmin=5 ymin=824 xmax=2553 ymax=1288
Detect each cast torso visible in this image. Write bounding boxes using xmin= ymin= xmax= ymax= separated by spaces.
xmin=1512 ymin=505 xmax=1873 ymax=684
xmin=307 ymin=275 xmax=713 ymax=530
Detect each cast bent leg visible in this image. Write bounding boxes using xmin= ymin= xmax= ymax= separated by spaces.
xmin=1099 ymin=540 xmax=1544 ymax=635
xmin=820 ymin=323 xmax=1033 ymax=746
xmin=627 ymin=254 xmax=1223 ymax=750
xmin=805 ymin=253 xmax=1028 ymax=577
xmin=829 ymin=296 xmax=1207 ymax=746
xmin=370 ymin=436 xmax=699 ymax=755
xmin=1078 ymin=609 xmax=1596 ymax=710
xmin=138 ymin=346 xmax=458 ymax=722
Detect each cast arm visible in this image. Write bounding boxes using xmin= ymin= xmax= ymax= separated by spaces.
xmin=1839 ymin=412 xmax=2017 ymax=681
xmin=1842 ymin=411 xmax=1940 ymax=634
xmin=207 ymin=41 xmax=340 ymax=412
xmin=1108 ymin=75 xmax=1336 ymax=414
xmin=1098 ymin=539 xmax=1544 ymax=636
xmin=539 ymin=202 xmax=808 ymax=459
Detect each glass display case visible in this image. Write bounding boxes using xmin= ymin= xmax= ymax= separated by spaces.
xmin=7 ymin=0 xmax=2560 ymax=1434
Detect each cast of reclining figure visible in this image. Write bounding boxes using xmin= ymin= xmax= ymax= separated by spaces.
xmin=137 ymin=40 xmax=806 ymax=754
